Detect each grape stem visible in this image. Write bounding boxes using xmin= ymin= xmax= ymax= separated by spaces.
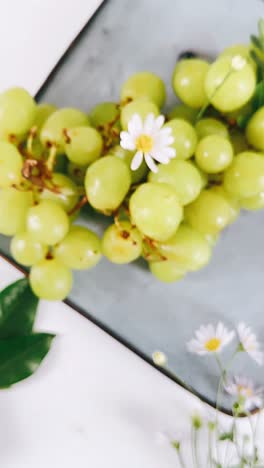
xmin=46 ymin=145 xmax=57 ymax=171
xmin=26 ymin=126 xmax=38 ymax=155
xmin=68 ymin=195 xmax=88 ymax=216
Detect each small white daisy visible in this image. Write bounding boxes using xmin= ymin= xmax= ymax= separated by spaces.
xmin=120 ymin=113 xmax=176 ymax=173
xmin=187 ymin=322 xmax=235 ymax=355
xmin=224 ymin=375 xmax=263 ymax=411
xmin=237 ymin=323 xmax=263 ymax=366
xmin=231 ymin=55 xmax=247 ymax=71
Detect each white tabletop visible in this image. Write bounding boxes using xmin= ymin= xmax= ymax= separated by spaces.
xmin=0 ymin=2 xmax=263 ymax=466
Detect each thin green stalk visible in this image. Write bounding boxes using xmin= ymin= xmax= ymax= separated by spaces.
xmin=176 ymin=449 xmax=187 ymax=468
xmin=195 ymin=69 xmax=233 ymax=122
xmin=194 ymin=429 xmax=200 ymax=468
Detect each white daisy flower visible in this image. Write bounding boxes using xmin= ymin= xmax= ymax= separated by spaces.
xmin=120 ymin=113 xmax=176 ymax=173
xmin=187 ymin=322 xmax=235 ymax=355
xmin=224 ymin=375 xmax=263 ymax=411
xmin=237 ymin=322 xmax=263 ymax=366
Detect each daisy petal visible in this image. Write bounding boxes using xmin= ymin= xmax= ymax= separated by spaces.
xmin=120 ymin=131 xmax=136 ymax=151
xmin=145 ymin=153 xmax=158 ymax=173
xmin=151 ymin=150 xmax=170 ymax=164
xmin=131 ymin=151 xmax=143 ymax=171
xmin=155 ymin=115 xmax=165 ymax=130
xmin=128 ymin=114 xmax=143 ymax=137
xmin=143 ymin=113 xmax=155 ymax=134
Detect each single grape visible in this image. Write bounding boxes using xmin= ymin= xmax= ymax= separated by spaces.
xmin=230 ymin=129 xmax=248 ymax=154
xmin=54 ymin=225 xmax=101 ymax=270
xmin=120 ymin=71 xmax=166 ymax=108
xmin=34 ymin=104 xmax=57 ymax=132
xmin=10 ymin=232 xmax=48 ymax=266
xmin=109 ymin=145 xmax=148 ymax=183
xmin=129 ymin=182 xmax=183 ymax=242
xmin=149 ymin=260 xmax=186 ymax=283
xmin=27 ymin=200 xmax=69 ymax=245
xmin=65 ymin=126 xmax=103 ymax=166
xmin=240 ymin=192 xmax=264 ymax=211
xmin=157 ymin=224 xmax=211 ymax=271
xmin=40 ymin=108 xmax=90 ymax=153
xmin=205 ymin=56 xmax=256 ymax=112
xmin=210 ymin=185 xmax=240 ymax=222
xmin=120 ymin=98 xmax=159 ymax=130
xmin=0 ymin=87 xmax=36 ymax=139
xmin=163 ymin=119 xmax=197 ymax=160
xmin=195 ymin=118 xmax=229 ymax=140
xmin=0 ymin=188 xmax=33 ymax=235
xmin=89 ymin=102 xmax=119 ymax=127
xmin=224 ymin=151 xmax=264 ymax=198
xmin=246 ymin=107 xmax=264 ymax=151
xmin=168 ymin=104 xmax=198 ymax=123
xmin=67 ymin=162 xmax=87 ymax=185
xmin=0 ymin=141 xmax=23 ymax=187
xmin=85 ymin=156 xmax=131 ymax=212
xmin=195 ymin=135 xmax=233 ymax=173
xmin=149 ymin=159 xmax=203 ymax=205
xmin=185 ymin=189 xmax=234 ymax=235
xmin=172 ymin=59 xmax=210 ymax=108
xmin=102 ymin=221 xmax=142 ymax=264
xmin=29 ymin=258 xmax=72 ymax=301
xmin=38 ymin=173 xmax=79 ymax=212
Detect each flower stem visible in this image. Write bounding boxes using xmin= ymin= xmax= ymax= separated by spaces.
xmin=176 ymin=449 xmax=187 ymax=468
xmin=195 ymin=69 xmax=233 ymax=122
xmin=46 ymin=145 xmax=57 ymax=171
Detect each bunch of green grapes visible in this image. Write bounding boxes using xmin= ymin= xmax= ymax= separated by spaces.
xmin=0 ymin=21 xmax=264 ymax=298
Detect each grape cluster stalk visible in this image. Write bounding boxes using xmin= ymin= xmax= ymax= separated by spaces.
xmin=1 ymin=26 xmax=264 ymax=300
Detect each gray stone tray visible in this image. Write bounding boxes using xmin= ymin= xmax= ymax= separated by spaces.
xmin=1 ymin=0 xmax=264 ymax=412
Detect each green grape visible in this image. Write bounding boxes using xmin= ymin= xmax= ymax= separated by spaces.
xmin=0 ymin=188 xmax=33 ymax=235
xmin=246 ymin=107 xmax=264 ymax=151
xmin=219 ymin=44 xmax=255 ymax=69
xmin=85 ymin=156 xmax=131 ymax=211
xmin=195 ymin=118 xmax=229 ymax=140
xmin=109 ymin=145 xmax=148 ymax=183
xmin=27 ymin=200 xmax=69 ymax=245
xmin=89 ymin=102 xmax=119 ymax=127
xmin=102 ymin=221 xmax=142 ymax=264
xmin=185 ymin=189 xmax=234 ymax=235
xmin=224 ymin=151 xmax=264 ymax=198
xmin=172 ymin=59 xmax=210 ymax=108
xmin=240 ymin=192 xmax=264 ymax=211
xmin=0 ymin=142 xmax=23 ymax=187
xmin=0 ymin=87 xmax=36 ymax=139
xmin=195 ymin=135 xmax=233 ymax=173
xmin=168 ymin=104 xmax=198 ymax=123
xmin=210 ymin=185 xmax=240 ymax=222
xmin=129 ymin=182 xmax=183 ymax=242
xmin=67 ymin=162 xmax=87 ymax=185
xmin=10 ymin=232 xmax=48 ymax=266
xmin=230 ymin=129 xmax=248 ymax=154
xmin=54 ymin=225 xmax=101 ymax=270
xmin=120 ymin=71 xmax=166 ymax=108
xmin=120 ymin=98 xmax=159 ymax=130
xmin=40 ymin=108 xmax=90 ymax=153
xmin=149 ymin=260 xmax=186 ymax=283
xmin=163 ymin=119 xmax=197 ymax=160
xmin=149 ymin=159 xmax=203 ymax=205
xmin=157 ymin=224 xmax=211 ymax=271
xmin=205 ymin=56 xmax=256 ymax=112
xmin=29 ymin=258 xmax=72 ymax=301
xmin=38 ymin=173 xmax=79 ymax=212
xmin=65 ymin=126 xmax=103 ymax=166
xmin=34 ymin=104 xmax=57 ymax=132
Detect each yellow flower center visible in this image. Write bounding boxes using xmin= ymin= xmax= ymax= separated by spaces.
xmin=205 ymin=337 xmax=221 ymax=352
xmin=238 ymin=385 xmax=252 ymax=397
xmin=136 ymin=134 xmax=153 ymax=153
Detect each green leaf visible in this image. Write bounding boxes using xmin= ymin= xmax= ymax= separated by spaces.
xmin=237 ymin=114 xmax=251 ymax=130
xmin=0 ymin=333 xmax=54 ymax=388
xmin=0 ymin=278 xmax=38 ymax=338
xmin=252 ymin=80 xmax=264 ymax=111
xmin=219 ymin=431 xmax=234 ymax=442
xmin=251 ymin=34 xmax=264 ymax=52
xmin=258 ymin=18 xmax=264 ymax=44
